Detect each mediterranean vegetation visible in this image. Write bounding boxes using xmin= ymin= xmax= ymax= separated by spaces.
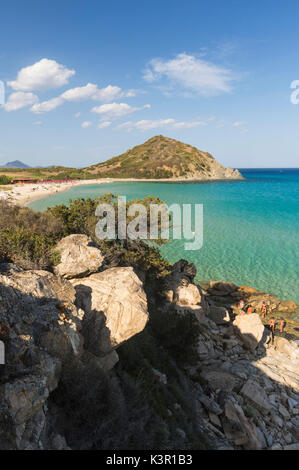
xmin=0 ymin=175 xmax=12 ymax=185
xmin=84 ymin=135 xmax=218 ymax=179
xmin=0 ymin=195 xmax=172 ymax=276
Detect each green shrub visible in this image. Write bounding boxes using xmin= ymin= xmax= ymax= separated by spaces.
xmin=0 ymin=201 xmax=66 ymax=267
xmin=0 ymin=175 xmax=12 ymax=185
xmin=148 ymin=308 xmax=201 ymax=367
xmin=0 ymin=195 xmax=172 ymax=277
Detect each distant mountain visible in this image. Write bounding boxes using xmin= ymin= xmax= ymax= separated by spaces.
xmin=1 ymin=160 xmax=31 ymax=169
xmin=83 ymin=135 xmax=243 ymax=180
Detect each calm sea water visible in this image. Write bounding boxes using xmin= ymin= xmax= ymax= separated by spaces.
xmin=29 ymin=169 xmax=299 ymax=312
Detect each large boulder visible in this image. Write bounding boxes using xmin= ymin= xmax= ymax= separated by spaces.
xmin=221 ymin=399 xmax=262 ymax=449
xmin=208 ymin=281 xmax=237 ymax=296
xmin=274 ymin=336 xmax=299 ymax=358
xmin=54 ymin=234 xmax=104 ymax=279
xmin=0 ymin=266 xmax=84 ymax=449
xmin=162 ymin=259 xmax=209 ymax=317
xmin=240 ymin=379 xmax=272 ymax=414
xmin=199 ymin=369 xmax=242 ymax=392
xmin=175 ymin=283 xmax=202 ymax=305
xmin=0 ymin=268 xmax=84 ymax=361
xmin=233 ymin=313 xmax=270 ymax=352
xmin=72 ymin=267 xmax=148 ymax=355
xmin=171 ymin=259 xmax=197 ymax=282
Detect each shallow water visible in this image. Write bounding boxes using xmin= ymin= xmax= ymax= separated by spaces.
xmin=29 ymin=169 xmax=299 ymax=315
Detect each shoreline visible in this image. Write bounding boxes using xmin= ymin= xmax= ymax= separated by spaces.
xmin=1 ymin=175 xmax=244 ymax=207
xmin=0 ymin=179 xmax=105 ymax=206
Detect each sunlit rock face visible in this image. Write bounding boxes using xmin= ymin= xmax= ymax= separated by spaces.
xmin=54 ymin=234 xmax=104 ymax=279
xmin=71 ymin=267 xmax=149 ymax=355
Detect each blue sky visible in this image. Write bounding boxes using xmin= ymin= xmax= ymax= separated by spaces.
xmin=0 ymin=0 xmax=299 ymax=168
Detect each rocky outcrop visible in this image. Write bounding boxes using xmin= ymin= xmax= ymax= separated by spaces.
xmin=253 ymin=338 xmax=299 ymax=391
xmin=207 ymin=281 xmax=298 ymax=314
xmin=208 ymin=281 xmax=237 ymax=296
xmin=54 ymin=234 xmax=104 ymax=279
xmin=0 ymin=251 xmax=298 ymax=451
xmin=189 ymin=307 xmax=299 ymax=449
xmin=71 ymin=267 xmax=148 ymax=355
xmin=0 ymin=265 xmax=84 ymax=449
xmin=233 ymin=313 xmax=271 ymax=352
xmin=161 ymin=260 xmax=209 ymax=322
xmin=0 ymin=255 xmax=149 ymax=449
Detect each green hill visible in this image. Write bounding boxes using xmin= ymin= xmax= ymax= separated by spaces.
xmin=84 ymin=135 xmax=242 ymax=180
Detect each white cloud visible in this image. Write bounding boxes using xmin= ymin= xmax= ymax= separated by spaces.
xmin=98 ymin=121 xmax=112 ymax=129
xmin=7 ymin=58 xmax=75 ymax=91
xmin=62 ymin=84 xmax=137 ymax=102
xmin=29 ymin=83 xmax=139 ymax=114
xmin=172 ymin=121 xmax=206 ymax=129
xmin=30 ymin=84 xmax=98 ymax=114
xmin=3 ymin=91 xmax=38 ymax=111
xmin=32 ymin=121 xmax=42 ymax=125
xmin=233 ymin=121 xmax=247 ymax=127
xmin=143 ymin=52 xmax=235 ymax=96
xmin=74 ymin=112 xmax=81 ymax=118
xmin=31 ymin=96 xmax=64 ymax=114
xmin=115 ymin=118 xmax=211 ymax=131
xmin=61 ymin=83 xmax=98 ymax=101
xmin=92 ymin=102 xmax=150 ymax=120
xmin=92 ymin=85 xmax=137 ymax=101
xmin=135 ymin=118 xmax=174 ymax=131
xmin=81 ymin=121 xmax=92 ymax=128
xmin=6 ymin=60 xmax=141 ymax=115
xmin=92 ymin=85 xmax=121 ymax=101
xmin=116 ymin=118 xmax=175 ymax=131
xmin=124 ymin=89 xmax=138 ymax=98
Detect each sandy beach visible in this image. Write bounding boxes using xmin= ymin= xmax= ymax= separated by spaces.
xmin=0 ymin=175 xmax=244 ymax=207
xmin=0 ymin=179 xmax=108 ymax=206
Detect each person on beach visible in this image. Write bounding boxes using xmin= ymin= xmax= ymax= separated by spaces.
xmin=269 ymin=317 xmax=276 ymax=333
xmin=237 ymin=300 xmax=245 ymax=314
xmin=279 ymin=318 xmax=285 ymax=333
xmin=261 ymin=301 xmax=268 ymax=319
xmin=246 ymin=305 xmax=254 ymax=314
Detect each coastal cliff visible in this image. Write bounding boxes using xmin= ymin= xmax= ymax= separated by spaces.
xmin=0 ymin=235 xmax=298 ymax=450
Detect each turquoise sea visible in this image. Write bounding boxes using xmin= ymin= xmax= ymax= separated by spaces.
xmin=29 ymin=169 xmax=299 ymax=313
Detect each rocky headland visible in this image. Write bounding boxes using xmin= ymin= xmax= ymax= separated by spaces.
xmin=82 ymin=135 xmax=243 ymax=180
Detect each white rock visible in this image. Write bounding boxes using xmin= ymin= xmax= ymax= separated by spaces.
xmin=233 ymin=313 xmax=270 ymax=352
xmin=72 ymin=267 xmax=148 ymax=355
xmin=54 ymin=234 xmax=104 ymax=279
